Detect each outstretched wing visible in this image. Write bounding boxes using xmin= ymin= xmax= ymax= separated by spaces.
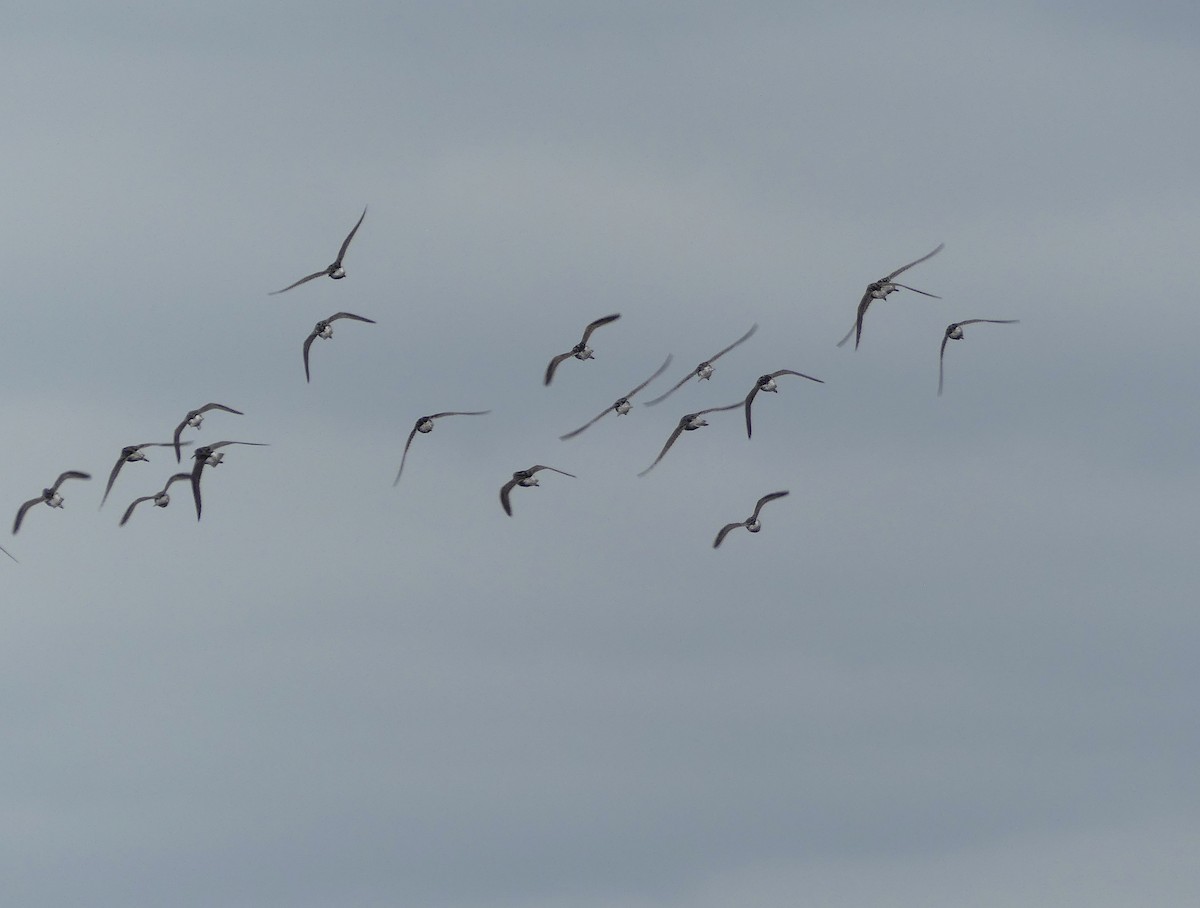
xmin=328 ymin=311 xmax=377 ymax=324
xmin=638 ymin=423 xmax=687 ymax=477
xmin=712 ymin=522 xmax=742 ymax=549
xmin=269 ymin=270 xmax=327 ymax=296
xmin=709 ymin=323 xmax=759 ymax=362
xmin=579 ymin=313 xmax=621 ymax=345
xmin=751 ymin=490 xmax=790 ymax=521
xmin=393 ymin=424 xmax=422 ymax=486
xmin=334 ymin=206 xmax=367 ymax=266
xmin=544 ymin=351 xmax=574 ymax=386
xmin=499 ymin=479 xmax=519 ymax=516
xmin=884 ymin=242 xmax=944 ymax=281
xmin=13 ymin=497 xmax=42 ymax=535
xmin=302 ymin=329 xmax=319 ymax=383
xmin=119 ymin=495 xmax=155 ymax=527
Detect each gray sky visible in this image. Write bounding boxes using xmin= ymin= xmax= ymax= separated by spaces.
xmin=2 ymin=3 xmax=1198 ymax=906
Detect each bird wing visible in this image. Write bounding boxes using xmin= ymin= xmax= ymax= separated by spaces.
xmin=429 ymin=410 xmax=491 ymax=419
xmin=544 ymin=351 xmax=574 ymax=386
xmin=101 ymin=454 xmax=128 ymax=508
xmin=13 ymin=497 xmax=42 ymax=535
xmin=884 ymin=242 xmax=944 ymax=280
xmin=938 ymin=332 xmax=950 ymax=396
xmin=190 ymin=458 xmax=207 ymax=520
xmin=771 ymin=369 xmax=824 ymax=383
xmin=709 ymin=323 xmax=759 ymax=362
xmin=751 ymin=490 xmax=790 ymax=520
xmin=119 ymin=496 xmax=155 ymax=527
xmin=642 ymin=368 xmax=695 ymax=407
xmin=624 ymin=354 xmax=674 ymax=399
xmin=559 ymin=406 xmax=611 ymax=440
xmin=302 ymin=329 xmax=319 ymax=383
xmin=713 ymin=522 xmax=742 ymax=549
xmin=328 ymin=311 xmax=377 ymax=324
xmin=889 ymin=282 xmax=940 ymax=298
xmin=579 ymin=313 xmax=621 ymax=345
xmin=528 ymin=465 xmax=576 ymax=478
xmin=199 ymin=403 xmax=244 ymax=416
xmin=269 ymin=270 xmax=327 ymax=295
xmin=393 ymin=424 xmax=421 ymax=486
xmin=499 ymin=479 xmax=519 ymax=516
xmin=51 ymin=470 xmax=91 ymax=492
xmin=743 ymin=385 xmax=760 ymax=439
xmin=637 ymin=422 xmax=687 ymax=477
xmin=956 ymin=319 xmax=1020 ymax=326
xmin=0 ymin=542 xmax=16 ymax=562
xmin=334 ymin=206 xmax=367 ymax=265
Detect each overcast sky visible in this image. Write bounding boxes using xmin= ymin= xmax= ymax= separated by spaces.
xmin=2 ymin=3 xmax=1198 ymax=906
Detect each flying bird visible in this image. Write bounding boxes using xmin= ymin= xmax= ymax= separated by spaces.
xmin=644 ymin=324 xmax=758 ymax=406
xmin=713 ymin=490 xmax=790 ymax=548
xmin=302 ymin=312 xmax=377 ymax=382
xmin=119 ymin=472 xmax=194 ymax=527
xmin=637 ymin=402 xmax=742 ymax=477
xmin=190 ymin=441 xmax=267 ymax=520
xmin=559 ymin=354 xmax=673 ymax=440
xmin=172 ymin=403 xmax=244 ymax=463
xmin=101 ymin=441 xmax=190 ymax=508
xmin=939 ymin=319 xmax=1019 ymax=395
xmin=13 ymin=471 xmax=91 ymax=534
xmin=499 ymin=465 xmax=576 ymax=516
xmin=742 ymin=369 xmax=824 ymax=439
xmin=393 ymin=410 xmax=492 ymax=486
xmin=544 ymin=314 xmax=621 ymax=385
xmin=838 ymin=243 xmax=944 ymax=350
xmin=270 ymin=205 xmax=367 ymax=295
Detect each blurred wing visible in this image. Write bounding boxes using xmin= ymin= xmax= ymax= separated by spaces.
xmin=772 ymin=369 xmax=823 ymax=383
xmin=0 ymin=542 xmax=16 ymax=562
xmin=529 ymin=465 xmax=576 ymax=478
xmin=559 ymin=407 xmax=610 ymax=441
xmin=743 ymin=386 xmax=759 ymax=439
xmin=544 ymin=351 xmax=573 ymax=386
xmin=885 ymin=242 xmax=944 ymax=280
xmin=393 ymin=425 xmax=421 ymax=486
xmin=642 ymin=369 xmax=694 ymax=407
xmin=335 ymin=206 xmax=367 ymax=264
xmin=499 ymin=479 xmax=518 ymax=516
xmin=119 ymin=496 xmax=154 ymax=527
xmin=625 ymin=354 xmax=674 ymax=399
xmin=579 ymin=313 xmax=621 ymax=344
xmin=302 ymin=330 xmax=318 ymax=383
xmin=709 ymin=323 xmax=758 ymax=362
xmin=13 ymin=497 xmax=41 ymax=534
xmin=751 ymin=490 xmax=790 ymax=520
xmin=713 ymin=522 xmax=741 ymax=549
xmin=890 ymin=282 xmax=940 ymax=298
xmin=938 ymin=333 xmax=950 ymax=396
xmin=638 ymin=424 xmax=686 ymax=477
xmin=52 ymin=470 xmax=91 ymax=492
xmin=269 ymin=270 xmax=326 ymax=295
xmin=100 ymin=455 xmax=127 ymax=508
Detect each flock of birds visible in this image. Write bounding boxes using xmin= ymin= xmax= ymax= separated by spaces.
xmin=1 ymin=208 xmax=1018 ymax=564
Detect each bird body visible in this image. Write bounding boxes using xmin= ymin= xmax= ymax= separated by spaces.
xmin=544 ymin=314 xmax=621 ymax=385
xmin=838 ymin=243 xmax=944 ymax=350
xmin=270 ymin=206 xmax=367 ymax=295
xmin=939 ymin=319 xmax=1019 ymax=394
xmin=499 ymin=465 xmax=576 ymax=515
xmin=644 ymin=324 xmax=757 ymax=406
xmin=713 ymin=491 xmax=790 ymax=548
